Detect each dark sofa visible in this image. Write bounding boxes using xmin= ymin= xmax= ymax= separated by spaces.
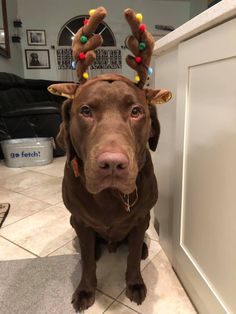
xmin=0 ymin=72 xmax=66 ymax=158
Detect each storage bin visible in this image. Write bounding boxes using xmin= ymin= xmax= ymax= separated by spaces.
xmin=0 ymin=137 xmax=54 ymax=167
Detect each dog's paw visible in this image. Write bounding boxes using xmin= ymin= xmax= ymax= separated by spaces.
xmin=71 ymin=290 xmax=95 ymax=312
xmin=126 ymin=283 xmax=147 ymax=305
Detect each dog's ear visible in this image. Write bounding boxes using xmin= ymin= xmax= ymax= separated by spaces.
xmin=145 ymin=88 xmax=171 ymax=151
xmin=145 ymin=88 xmax=172 ymax=105
xmin=57 ymin=99 xmax=76 ymax=165
xmin=148 ymin=104 xmax=160 ymax=151
xmin=48 ymin=83 xmax=79 ymax=99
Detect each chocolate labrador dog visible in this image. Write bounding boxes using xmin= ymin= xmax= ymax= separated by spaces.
xmin=48 ymin=7 xmax=171 ymax=313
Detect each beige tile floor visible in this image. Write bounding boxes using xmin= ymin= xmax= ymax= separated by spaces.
xmin=0 ymin=157 xmax=196 ymax=314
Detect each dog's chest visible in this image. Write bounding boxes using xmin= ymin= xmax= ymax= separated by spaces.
xmin=92 ymin=214 xmax=141 ymax=241
xmin=63 ymin=164 xmax=157 ymax=242
xmin=72 ymin=194 xmax=145 ymax=241
xmin=86 ymin=204 xmax=147 ymax=242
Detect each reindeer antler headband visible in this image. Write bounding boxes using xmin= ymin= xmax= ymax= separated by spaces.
xmin=48 ymin=7 xmax=172 ymax=104
xmin=70 ymin=7 xmax=154 ymax=87
xmin=71 ymin=7 xmax=107 ymax=84
xmin=124 ymin=9 xmax=155 ymax=88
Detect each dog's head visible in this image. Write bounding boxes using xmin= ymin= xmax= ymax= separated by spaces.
xmin=49 ymin=74 xmax=171 ymax=194
xmin=48 ymin=7 xmax=171 ymax=194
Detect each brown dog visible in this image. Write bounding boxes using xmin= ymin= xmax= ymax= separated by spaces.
xmin=49 ymin=73 xmax=171 ymax=312
xmin=48 ymin=7 xmax=171 ymax=312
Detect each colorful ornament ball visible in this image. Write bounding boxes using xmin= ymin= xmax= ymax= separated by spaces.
xmin=139 ymin=42 xmax=146 ymax=51
xmin=80 ymin=35 xmax=88 ymax=44
xmin=148 ymin=67 xmax=153 ymax=76
xmin=136 ymin=13 xmax=143 ymax=23
xmin=71 ymin=61 xmax=76 ymax=69
xmin=135 ymin=56 xmax=142 ymax=64
xmin=89 ymin=9 xmax=95 ymax=16
xmin=79 ymin=52 xmax=86 ymax=60
xmin=139 ymin=24 xmax=146 ymax=32
xmin=83 ymin=72 xmax=89 ymax=80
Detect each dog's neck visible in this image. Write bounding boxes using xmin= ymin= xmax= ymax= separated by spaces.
xmin=67 ymin=149 xmax=154 ymax=212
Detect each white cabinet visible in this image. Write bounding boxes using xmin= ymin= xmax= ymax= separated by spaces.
xmin=154 ymin=18 xmax=236 ymax=314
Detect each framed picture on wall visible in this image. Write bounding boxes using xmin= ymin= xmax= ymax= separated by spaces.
xmin=25 ymin=49 xmax=50 ymax=69
xmin=0 ymin=28 xmax=5 ymax=48
xmin=26 ymin=30 xmax=46 ymax=46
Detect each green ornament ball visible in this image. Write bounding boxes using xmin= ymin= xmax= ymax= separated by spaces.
xmin=80 ymin=35 xmax=88 ymax=44
xmin=139 ymin=42 xmax=146 ymax=51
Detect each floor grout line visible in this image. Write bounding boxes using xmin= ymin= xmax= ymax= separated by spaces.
xmin=15 ymin=192 xmax=63 ymax=206
xmin=0 ymin=168 xmax=28 ymax=180
xmin=110 ymin=285 xmax=142 ymax=313
xmin=102 ymin=298 xmax=117 ymax=313
xmin=0 ymin=173 xmax=63 ymax=206
xmin=103 ymin=286 xmax=142 ymax=313
xmin=16 ymin=184 xmax=63 ymax=206
xmin=23 ymin=165 xmax=65 ymax=175
xmin=145 ymin=233 xmax=159 ymax=242
xmin=46 ymin=237 xmax=78 ymax=257
xmin=0 ymin=204 xmax=54 ymax=230
xmin=101 ymin=245 xmax=163 ymax=313
xmin=95 ymin=287 xmax=121 ymax=313
xmin=19 ymin=170 xmax=63 ymax=179
xmin=24 ymin=170 xmax=63 ymax=178
xmin=114 ymin=287 xmax=126 ymax=301
xmin=0 ymin=235 xmax=39 ymax=258
xmin=107 ymin=296 xmax=142 ymax=313
xmin=141 ymin=247 xmax=163 ymax=273
xmin=113 ymin=300 xmax=141 ymax=313
xmin=0 ymin=170 xmax=63 ymax=194
xmin=140 ymin=241 xmax=160 ymax=285
xmin=101 ymin=286 xmax=125 ymax=313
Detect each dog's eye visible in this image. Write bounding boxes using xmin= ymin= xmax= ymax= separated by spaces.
xmin=130 ymin=106 xmax=143 ymax=118
xmin=80 ymin=105 xmax=92 ymax=117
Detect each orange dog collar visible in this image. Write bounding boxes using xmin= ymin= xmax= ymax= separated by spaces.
xmin=71 ymin=158 xmax=80 ymax=177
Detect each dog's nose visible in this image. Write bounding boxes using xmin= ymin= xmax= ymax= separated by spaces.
xmin=97 ymin=152 xmax=129 ymax=174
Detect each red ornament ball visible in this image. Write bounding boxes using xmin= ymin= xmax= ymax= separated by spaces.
xmin=83 ymin=19 xmax=89 ymax=25
xmin=135 ymin=56 xmax=142 ymax=64
xmin=139 ymin=23 xmax=146 ymax=32
xmin=79 ymin=52 xmax=86 ymax=60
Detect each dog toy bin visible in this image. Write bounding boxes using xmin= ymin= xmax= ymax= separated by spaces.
xmin=0 ymin=137 xmax=54 ymax=167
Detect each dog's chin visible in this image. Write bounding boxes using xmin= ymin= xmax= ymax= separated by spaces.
xmin=86 ymin=178 xmax=136 ymax=195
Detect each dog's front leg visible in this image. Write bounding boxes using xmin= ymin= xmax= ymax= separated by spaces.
xmin=71 ymin=217 xmax=97 ymax=312
xmin=126 ymin=215 xmax=149 ymax=305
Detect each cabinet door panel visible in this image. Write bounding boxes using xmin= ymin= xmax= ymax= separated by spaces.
xmin=174 ymin=19 xmax=236 ymax=314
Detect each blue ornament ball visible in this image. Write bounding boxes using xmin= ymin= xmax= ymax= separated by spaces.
xmin=148 ymin=67 xmax=153 ymax=76
xmin=71 ymin=61 xmax=77 ymax=69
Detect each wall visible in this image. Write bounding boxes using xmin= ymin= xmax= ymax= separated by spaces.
xmin=0 ymin=0 xmax=23 ymax=76
xmin=190 ymin=0 xmax=208 ymax=18
xmin=16 ymin=0 xmax=190 ymax=80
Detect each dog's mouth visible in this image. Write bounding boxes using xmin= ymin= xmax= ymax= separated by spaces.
xmin=84 ymin=148 xmax=138 ymax=194
xmin=85 ymin=174 xmax=137 ymax=194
